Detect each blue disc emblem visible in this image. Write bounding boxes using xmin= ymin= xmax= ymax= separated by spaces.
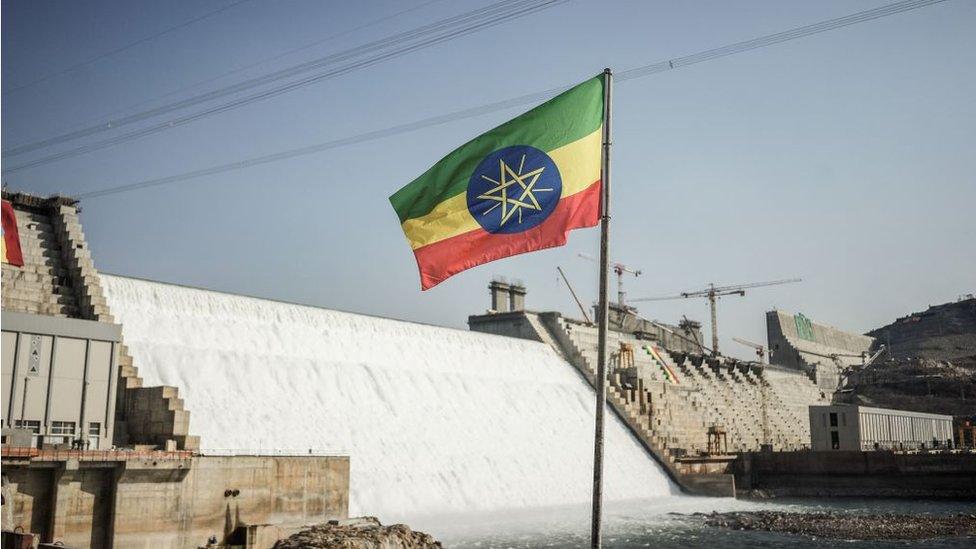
xmin=466 ymin=145 xmax=562 ymax=234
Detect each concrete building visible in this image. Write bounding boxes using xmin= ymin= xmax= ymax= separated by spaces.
xmin=809 ymin=404 xmax=954 ymax=451
xmin=2 ymin=191 xmax=349 ymax=548
xmin=2 ymin=311 xmax=121 ymax=450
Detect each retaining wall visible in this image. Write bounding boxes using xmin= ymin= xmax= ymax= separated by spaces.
xmin=1 ymin=454 xmax=349 ymax=549
xmin=733 ymin=450 xmax=976 ymax=499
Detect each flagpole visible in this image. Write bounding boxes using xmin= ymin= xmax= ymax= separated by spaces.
xmin=590 ymin=67 xmax=612 ymax=549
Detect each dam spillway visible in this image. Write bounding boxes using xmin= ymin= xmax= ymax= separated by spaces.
xmin=101 ymin=275 xmax=676 ymax=521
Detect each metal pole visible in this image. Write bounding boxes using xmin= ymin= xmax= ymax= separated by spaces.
xmin=590 ymin=67 xmax=612 ymax=549
xmin=7 ymin=333 xmax=21 ymax=424
xmin=616 ymin=268 xmax=624 ymax=309
xmin=708 ymin=287 xmax=719 ymax=356
xmin=20 ymin=378 xmax=30 ymax=426
xmin=760 ymin=375 xmax=770 ymax=447
xmin=557 ymin=267 xmax=593 ymax=324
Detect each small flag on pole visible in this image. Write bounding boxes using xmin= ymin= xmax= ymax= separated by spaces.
xmin=1 ymin=200 xmax=24 ymax=267
xmin=389 ymin=74 xmax=605 ymax=290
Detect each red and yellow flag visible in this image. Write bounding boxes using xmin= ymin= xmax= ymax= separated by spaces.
xmin=2 ymin=200 xmax=24 ymax=267
xmin=390 ymin=75 xmax=604 ymax=290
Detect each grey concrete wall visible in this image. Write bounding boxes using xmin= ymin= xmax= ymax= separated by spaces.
xmin=733 ymin=450 xmax=976 ymax=499
xmin=1 ymin=192 xmax=196 ymax=452
xmin=2 ymin=465 xmax=56 ymax=541
xmin=767 ymin=309 xmax=874 ymax=390
xmin=1 ymin=455 xmax=349 ymax=549
xmin=467 ymin=311 xmax=546 ymax=342
xmin=2 ymin=313 xmax=120 ymax=450
xmin=809 ymin=405 xmax=861 ymax=451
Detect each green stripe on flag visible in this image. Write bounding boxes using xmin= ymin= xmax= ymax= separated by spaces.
xmin=389 ymin=74 xmax=604 ymax=223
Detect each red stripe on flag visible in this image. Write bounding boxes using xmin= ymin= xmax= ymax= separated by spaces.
xmin=413 ymin=180 xmax=601 ymax=290
xmin=2 ymin=200 xmax=24 ymax=267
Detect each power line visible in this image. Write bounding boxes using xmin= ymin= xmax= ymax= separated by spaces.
xmin=76 ymin=86 xmax=568 ymax=199
xmin=2 ymin=0 xmax=562 ymax=160
xmin=62 ymin=0 xmax=950 ymax=200
xmin=3 ymin=0 xmax=255 ymax=96
xmin=618 ymin=0 xmax=947 ymax=80
xmin=39 ymin=0 xmax=448 ymax=142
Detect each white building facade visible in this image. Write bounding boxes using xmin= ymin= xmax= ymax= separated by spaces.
xmin=809 ymin=404 xmax=953 ymax=451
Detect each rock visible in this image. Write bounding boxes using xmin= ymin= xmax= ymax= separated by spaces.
xmin=698 ymin=511 xmax=976 ymax=541
xmin=273 ymin=517 xmax=442 ymax=549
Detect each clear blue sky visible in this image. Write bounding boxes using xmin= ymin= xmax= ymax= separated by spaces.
xmin=3 ymin=0 xmax=974 ymax=358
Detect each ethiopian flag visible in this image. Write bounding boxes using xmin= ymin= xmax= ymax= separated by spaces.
xmin=390 ymin=75 xmax=604 ymax=290
xmin=2 ymin=200 xmax=24 ymax=267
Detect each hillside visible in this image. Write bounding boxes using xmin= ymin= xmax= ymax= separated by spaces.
xmin=867 ymin=297 xmax=976 ymax=361
xmin=838 ymin=297 xmax=976 ymax=417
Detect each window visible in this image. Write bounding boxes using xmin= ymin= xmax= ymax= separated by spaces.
xmin=831 ymin=431 xmax=840 ymax=450
xmin=841 ymin=413 xmax=847 ymax=427
xmin=88 ymin=423 xmax=101 ymax=437
xmin=14 ymin=420 xmax=41 ymax=433
xmin=829 ymin=413 xmax=838 ymax=427
xmin=51 ymin=421 xmax=76 ymax=435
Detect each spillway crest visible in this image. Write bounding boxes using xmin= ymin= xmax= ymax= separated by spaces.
xmin=102 ymin=275 xmax=675 ymax=519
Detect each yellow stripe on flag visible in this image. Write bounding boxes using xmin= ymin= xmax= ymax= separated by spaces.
xmin=401 ymin=126 xmax=601 ymax=250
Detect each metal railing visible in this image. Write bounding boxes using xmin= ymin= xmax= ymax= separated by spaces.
xmin=200 ymin=448 xmax=349 ymax=457
xmin=1 ymin=446 xmax=194 ymax=461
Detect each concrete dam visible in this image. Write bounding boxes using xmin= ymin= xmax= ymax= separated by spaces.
xmin=100 ymin=275 xmax=676 ymax=522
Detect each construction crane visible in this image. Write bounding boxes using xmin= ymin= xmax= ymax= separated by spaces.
xmin=556 ymin=266 xmax=593 ymax=325
xmin=862 ymin=345 xmax=886 ymax=367
xmin=838 ymin=345 xmax=887 ymax=391
xmin=631 ymin=278 xmax=801 ymax=356
xmin=732 ymin=336 xmax=767 ymax=364
xmin=577 ymin=253 xmax=642 ymax=309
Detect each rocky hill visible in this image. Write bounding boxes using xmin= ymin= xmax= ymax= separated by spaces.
xmin=838 ymin=357 xmax=975 ymax=416
xmin=837 ymin=297 xmax=976 ymax=417
xmin=867 ymin=297 xmax=976 ymax=361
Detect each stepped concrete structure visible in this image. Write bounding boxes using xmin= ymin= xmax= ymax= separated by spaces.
xmin=470 ymin=288 xmax=832 ymax=494
xmin=766 ymin=309 xmax=874 ymax=389
xmin=2 ymin=192 xmax=349 ymax=548
xmin=0 ymin=191 xmax=197 ymax=452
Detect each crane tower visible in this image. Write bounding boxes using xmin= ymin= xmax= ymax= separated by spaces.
xmin=632 ymin=278 xmax=801 ymax=355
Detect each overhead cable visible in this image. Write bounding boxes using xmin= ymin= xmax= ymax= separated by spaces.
xmin=64 ymin=0 xmax=949 ymax=200
xmin=3 ymin=0 xmax=255 ymax=96
xmin=42 ymin=0 xmax=447 ymax=141
xmin=2 ymin=0 xmax=563 ymax=160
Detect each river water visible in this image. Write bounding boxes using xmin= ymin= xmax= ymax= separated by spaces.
xmin=421 ymin=497 xmax=976 ymax=548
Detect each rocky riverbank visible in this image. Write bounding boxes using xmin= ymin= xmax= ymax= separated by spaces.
xmin=273 ymin=517 xmax=442 ymax=548
xmin=699 ymin=511 xmax=976 ymax=540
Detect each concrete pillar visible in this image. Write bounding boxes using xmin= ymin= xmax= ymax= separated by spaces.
xmin=48 ymin=464 xmax=113 ymax=549
xmin=509 ymin=284 xmax=526 ymax=312
xmin=489 ymin=281 xmax=510 ymax=313
xmin=638 ymin=379 xmax=646 ymax=414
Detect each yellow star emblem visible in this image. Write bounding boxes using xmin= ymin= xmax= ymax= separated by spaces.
xmin=476 ymin=154 xmax=555 ymax=227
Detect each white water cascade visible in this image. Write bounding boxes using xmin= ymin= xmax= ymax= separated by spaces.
xmin=102 ymin=275 xmax=676 ymax=521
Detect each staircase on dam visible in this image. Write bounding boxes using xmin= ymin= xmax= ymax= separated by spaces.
xmin=1 ymin=191 xmax=197 ymax=451
xmin=471 ymin=308 xmax=831 ymax=491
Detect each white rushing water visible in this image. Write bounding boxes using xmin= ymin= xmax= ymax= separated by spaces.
xmin=102 ymin=275 xmax=676 ymax=521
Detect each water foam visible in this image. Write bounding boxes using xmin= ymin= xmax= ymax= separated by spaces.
xmin=102 ymin=275 xmax=676 ymax=520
